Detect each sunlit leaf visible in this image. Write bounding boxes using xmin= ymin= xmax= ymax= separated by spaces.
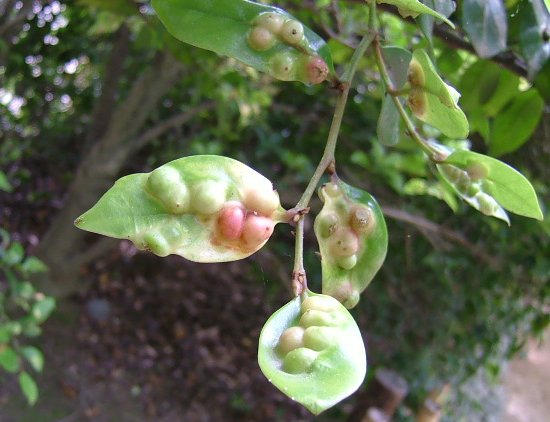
xmin=377 ymin=0 xmax=455 ymax=27
xmin=75 ymin=156 xmax=285 ymax=263
xmin=19 ymin=372 xmax=38 ymax=405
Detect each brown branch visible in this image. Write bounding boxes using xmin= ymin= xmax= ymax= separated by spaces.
xmin=85 ymin=24 xmax=132 ymax=148
xmin=382 ymin=206 xmax=501 ymax=269
xmin=132 ymin=101 xmax=217 ymax=151
xmin=335 ymin=1 xmax=529 ymax=78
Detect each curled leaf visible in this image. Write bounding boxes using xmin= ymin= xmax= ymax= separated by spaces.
xmin=314 ymin=179 xmax=388 ymax=308
xmin=258 ymin=292 xmax=366 ymax=415
xmin=377 ymin=0 xmax=455 ymax=28
xmin=407 ymin=49 xmax=469 ymax=139
xmin=75 ymin=155 xmax=286 ymax=262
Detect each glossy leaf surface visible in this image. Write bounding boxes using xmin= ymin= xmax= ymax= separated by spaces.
xmin=490 ymin=89 xmax=544 ymax=156
xmin=440 ymin=150 xmax=543 ymax=221
xmin=152 ymin=0 xmax=334 ymax=84
xmin=382 ymin=46 xmax=412 ymax=89
xmin=377 ymin=0 xmax=454 ymax=27
xmin=76 ymin=155 xmax=285 ymax=262
xmin=407 ymin=49 xmax=469 ymax=139
xmin=314 ymin=179 xmax=388 ymax=308
xmin=258 ymin=293 xmax=366 ymax=415
xmin=462 ymin=0 xmax=507 ymax=58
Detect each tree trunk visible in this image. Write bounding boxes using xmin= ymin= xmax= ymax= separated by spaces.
xmin=34 ymin=52 xmax=184 ymax=297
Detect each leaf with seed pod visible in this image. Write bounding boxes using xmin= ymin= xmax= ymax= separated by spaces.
xmin=407 ymin=49 xmax=469 ymax=139
xmin=314 ymin=179 xmax=388 ymax=308
xmin=258 ymin=292 xmax=366 ymax=415
xmin=152 ymin=0 xmax=334 ymax=85
xmin=438 ymin=149 xmax=543 ymax=222
xmin=75 ymin=155 xmax=286 ymax=262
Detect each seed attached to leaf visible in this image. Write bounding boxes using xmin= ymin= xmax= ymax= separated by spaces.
xmin=241 ymin=214 xmax=275 ymax=248
xmin=336 ymin=254 xmax=357 ymax=270
xmin=254 ymin=12 xmax=285 ymax=34
xmin=270 ymin=52 xmax=296 ymax=81
xmin=328 ymin=228 xmax=359 ymax=257
xmin=466 ymin=162 xmax=489 ymax=181
xmin=218 ymin=202 xmax=246 ymax=240
xmin=241 ymin=187 xmax=280 ymax=216
xmin=301 ymin=295 xmax=340 ymax=313
xmin=299 ymin=309 xmax=339 ymax=328
xmin=477 ymin=192 xmax=498 ymax=216
xmin=408 ymin=88 xmax=427 ymax=117
xmin=282 ymin=347 xmax=318 ymax=374
xmin=303 ymin=56 xmax=329 ymax=84
xmin=280 ymin=19 xmax=304 ymax=45
xmin=248 ymin=26 xmax=276 ymax=51
xmin=350 ymin=205 xmax=375 ymax=234
xmin=190 ymin=179 xmax=227 ymax=215
xmin=146 ymin=167 xmax=190 ymax=214
xmin=324 ymin=183 xmax=341 ymax=198
xmin=316 ymin=212 xmax=339 ymax=238
xmin=278 ymin=326 xmax=305 ymax=355
xmin=303 ymin=326 xmax=336 ymax=351
xmin=408 ymin=59 xmax=425 ymax=87
xmin=142 ymin=232 xmax=171 ymax=257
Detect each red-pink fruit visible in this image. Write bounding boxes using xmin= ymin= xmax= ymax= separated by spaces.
xmin=218 ymin=202 xmax=246 ymax=240
xmin=241 ymin=214 xmax=275 ymax=248
xmin=305 ymin=56 xmax=329 ymax=84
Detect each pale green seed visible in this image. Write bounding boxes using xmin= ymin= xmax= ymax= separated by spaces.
xmin=282 ymin=347 xmax=318 ymax=374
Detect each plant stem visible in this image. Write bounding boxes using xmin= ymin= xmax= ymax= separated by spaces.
xmin=290 ymin=28 xmax=376 ymax=296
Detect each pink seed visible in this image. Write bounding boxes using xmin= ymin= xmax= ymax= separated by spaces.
xmin=218 ymin=203 xmax=245 ymax=240
xmin=306 ymin=56 xmax=329 ymax=84
xmin=241 ymin=214 xmax=275 ymax=248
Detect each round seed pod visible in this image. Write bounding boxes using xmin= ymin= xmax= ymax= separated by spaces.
xmin=278 ymin=326 xmax=305 ymax=355
xmin=467 ymin=182 xmax=481 ymax=197
xmin=143 ymin=232 xmax=171 ymax=257
xmin=316 ymin=212 xmax=339 ymax=238
xmin=327 ymin=228 xmax=359 ymax=258
xmin=146 ymin=167 xmax=190 ymax=214
xmin=218 ymin=202 xmax=246 ymax=240
xmin=466 ymin=162 xmax=489 ymax=181
xmin=408 ymin=59 xmax=425 ymax=87
xmin=302 ymin=56 xmax=329 ymax=85
xmin=336 ymin=254 xmax=357 ymax=270
xmin=254 ymin=12 xmax=285 ymax=34
xmin=241 ymin=214 xmax=275 ymax=248
xmin=241 ymin=186 xmax=280 ymax=216
xmin=299 ymin=310 xmax=339 ymax=328
xmin=270 ymin=52 xmax=296 ymax=81
xmin=408 ymin=88 xmax=427 ymax=117
xmin=303 ymin=326 xmax=336 ymax=351
xmin=324 ymin=183 xmax=341 ymax=198
xmin=350 ymin=205 xmax=375 ymax=234
xmin=455 ymin=171 xmax=472 ymax=194
xmin=477 ymin=192 xmax=498 ymax=216
xmin=247 ymin=26 xmax=276 ymax=51
xmin=301 ymin=295 xmax=340 ymax=314
xmin=190 ymin=179 xmax=227 ymax=215
xmin=282 ymin=347 xmax=318 ymax=374
xmin=280 ymin=19 xmax=304 ymax=45
xmin=439 ymin=164 xmax=462 ymax=182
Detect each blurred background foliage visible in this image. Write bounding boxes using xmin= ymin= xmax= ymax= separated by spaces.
xmin=0 ymin=0 xmax=549 ymax=420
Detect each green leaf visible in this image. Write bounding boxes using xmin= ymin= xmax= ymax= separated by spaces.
xmin=2 ymin=242 xmax=25 ymax=265
xmin=0 ymin=346 xmax=20 ymax=373
xmin=77 ymin=0 xmax=137 ymax=16
xmin=151 ymin=0 xmax=334 ymax=85
xmin=314 ymin=179 xmax=388 ymax=309
xmin=31 ymin=297 xmax=56 ymax=323
xmin=20 ymin=257 xmax=48 ymax=274
xmin=377 ymin=95 xmax=401 ymax=146
xmin=443 ymin=150 xmax=544 ymax=220
xmin=519 ymin=0 xmax=550 ymax=77
xmin=21 ymin=346 xmax=44 ymax=373
xmin=462 ymin=0 xmax=508 ymax=58
xmin=407 ymin=50 xmax=469 ymax=139
xmin=403 ymin=177 xmax=459 ymax=211
xmin=19 ymin=371 xmax=38 ymax=405
xmin=0 ymin=171 xmax=12 ymax=192
xmin=75 ymin=155 xmax=285 ymax=263
xmin=258 ymin=293 xmax=366 ymax=415
xmin=377 ymin=0 xmax=455 ymax=27
xmin=381 ymin=46 xmax=412 ymax=89
xmin=417 ymin=0 xmax=456 ymax=42
xmin=490 ymin=89 xmax=544 ymax=156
